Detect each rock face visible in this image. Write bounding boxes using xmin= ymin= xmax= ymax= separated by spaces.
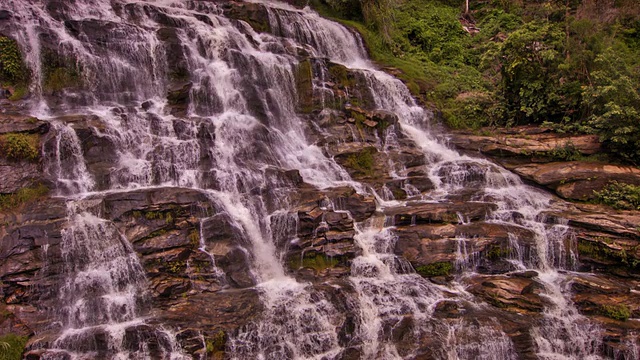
xmin=449 ymin=126 xmax=640 ymax=202
xmin=1 ymin=1 xmax=640 ymax=360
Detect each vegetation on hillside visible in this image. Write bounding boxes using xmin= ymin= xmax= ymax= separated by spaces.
xmin=312 ymin=0 xmax=640 ymax=165
xmin=0 ymin=333 xmax=27 ymax=360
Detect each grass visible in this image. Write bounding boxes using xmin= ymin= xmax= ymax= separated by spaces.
xmin=0 ymin=184 xmax=49 ymax=212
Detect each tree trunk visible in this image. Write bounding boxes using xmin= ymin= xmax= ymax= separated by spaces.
xmin=465 ymin=0 xmax=469 ymax=14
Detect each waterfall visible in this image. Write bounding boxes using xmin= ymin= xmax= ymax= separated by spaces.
xmin=1 ymin=0 xmax=619 ymax=359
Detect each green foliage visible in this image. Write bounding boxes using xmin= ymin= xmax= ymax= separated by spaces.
xmin=0 ymin=133 xmax=40 ymax=161
xmin=0 ymin=333 xmax=27 ymax=360
xmin=415 ymin=261 xmax=453 ymax=277
xmin=547 ymin=141 xmax=581 ymax=161
xmin=584 ymin=49 xmax=640 ymax=164
xmin=0 ymin=35 xmax=29 ymax=100
xmin=312 ymin=0 xmax=640 ymax=164
xmin=600 ymin=304 xmax=631 ymax=321
xmin=593 ymin=181 xmax=640 ymax=210
xmin=0 ymin=184 xmax=49 ymax=212
xmin=498 ymin=21 xmax=568 ymax=124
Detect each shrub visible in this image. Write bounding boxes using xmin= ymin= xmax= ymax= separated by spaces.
xmin=600 ymin=304 xmax=631 ymax=321
xmin=416 ymin=261 xmax=453 ymax=277
xmin=547 ymin=141 xmax=581 ymax=161
xmin=0 ymin=133 xmax=40 ymax=161
xmin=593 ymin=181 xmax=640 ymax=210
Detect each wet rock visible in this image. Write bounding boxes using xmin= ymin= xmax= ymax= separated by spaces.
xmin=51 ymin=115 xmax=118 ymax=190
xmin=156 ymin=27 xmax=190 ymax=83
xmin=99 ymin=187 xmax=211 ymax=221
xmin=221 ymin=2 xmax=271 ymax=33
xmin=217 ymin=247 xmax=256 ymax=288
xmin=468 ymin=275 xmax=548 ymax=314
xmin=157 ymin=289 xmax=263 ymax=334
xmin=449 ymin=126 xmax=602 ymax=159
xmin=509 ymin=162 xmax=640 ymax=201
xmin=122 ymin=324 xmax=173 ymax=356
xmin=0 ymin=159 xmax=43 ymax=194
xmin=0 ymin=114 xmax=49 ymax=134
xmin=167 ymin=82 xmax=193 ymax=117
xmin=386 ymin=201 xmax=497 ymax=225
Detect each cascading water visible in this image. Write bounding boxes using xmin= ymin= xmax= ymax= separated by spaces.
xmin=2 ymin=0 xmax=625 ymax=358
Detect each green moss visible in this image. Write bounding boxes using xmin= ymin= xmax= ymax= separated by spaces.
xmin=600 ymin=304 xmax=631 ymax=321
xmin=295 ymin=59 xmax=314 ymax=113
xmin=188 ymin=229 xmax=200 ymax=247
xmin=7 ymin=85 xmax=28 ymax=101
xmin=140 ymin=228 xmax=169 ymax=242
xmin=391 ymin=187 xmax=407 ymax=200
xmin=0 ymin=35 xmax=29 ymax=99
xmin=0 ymin=133 xmax=40 ymax=161
xmin=165 ymin=212 xmax=174 ymax=224
xmin=486 ymin=246 xmax=511 ymax=260
xmin=41 ymin=49 xmax=81 ymax=93
xmin=344 ymin=147 xmax=377 ymax=178
xmin=328 ymin=63 xmax=355 ymax=88
xmin=0 ymin=184 xmax=49 ymax=212
xmin=205 ymin=330 xmax=226 ymax=359
xmin=577 ymin=240 xmax=639 ymax=268
xmin=0 ymin=333 xmax=28 ymax=360
xmin=593 ymin=181 xmax=640 ymax=210
xmin=166 ymin=260 xmax=186 ymax=274
xmin=290 ymin=252 xmax=341 ymax=272
xmin=415 ymin=262 xmax=453 ymax=277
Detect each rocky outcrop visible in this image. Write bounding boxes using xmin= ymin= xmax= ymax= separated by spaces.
xmin=0 ymin=110 xmax=51 ymax=193
xmin=448 ymin=126 xmax=640 ymax=202
xmin=510 ymin=162 xmax=640 ymax=201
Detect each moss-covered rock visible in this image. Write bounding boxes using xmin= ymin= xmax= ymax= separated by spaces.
xmin=222 ymin=2 xmax=271 ymax=33
xmin=0 ymin=35 xmax=29 ymax=100
xmin=415 ymin=262 xmax=452 ymax=277
xmin=295 ymin=59 xmax=314 ymax=113
xmin=41 ymin=48 xmax=81 ymax=93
